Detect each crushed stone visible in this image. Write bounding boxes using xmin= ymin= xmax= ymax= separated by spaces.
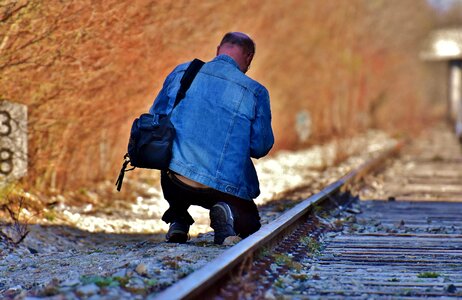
xmin=0 ymin=130 xmax=395 ymax=299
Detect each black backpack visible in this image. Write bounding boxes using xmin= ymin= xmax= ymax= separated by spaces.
xmin=115 ymin=59 xmax=205 ymax=191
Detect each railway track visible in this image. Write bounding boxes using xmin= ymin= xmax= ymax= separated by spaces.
xmin=297 ymin=127 xmax=462 ymax=299
xmin=153 ymin=125 xmax=462 ymax=299
xmin=152 ymin=141 xmax=401 ymax=298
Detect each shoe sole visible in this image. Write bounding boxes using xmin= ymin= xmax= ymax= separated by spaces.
xmin=166 ymin=231 xmax=188 ymax=243
xmin=210 ymin=204 xmax=235 ymax=244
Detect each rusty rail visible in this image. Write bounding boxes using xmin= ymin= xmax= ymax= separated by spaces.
xmin=153 ymin=141 xmax=403 ymax=300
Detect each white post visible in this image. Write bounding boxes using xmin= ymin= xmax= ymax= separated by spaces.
xmin=449 ymin=61 xmax=461 ymax=121
xmin=0 ymin=100 xmax=28 ymax=185
xmin=448 ymin=61 xmax=462 ymax=141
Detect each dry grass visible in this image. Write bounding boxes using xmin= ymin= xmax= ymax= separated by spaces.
xmin=0 ymin=0 xmax=445 ymax=197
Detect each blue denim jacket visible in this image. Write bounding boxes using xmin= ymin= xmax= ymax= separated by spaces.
xmin=149 ymin=55 xmax=274 ymax=200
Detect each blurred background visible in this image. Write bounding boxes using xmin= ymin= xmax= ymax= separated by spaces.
xmin=1 ymin=0 xmax=461 ymax=197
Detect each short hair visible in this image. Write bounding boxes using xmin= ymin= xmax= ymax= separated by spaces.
xmin=219 ymin=32 xmax=255 ymax=55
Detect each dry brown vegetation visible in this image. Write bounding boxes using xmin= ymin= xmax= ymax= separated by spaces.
xmin=0 ymin=0 xmax=447 ymax=194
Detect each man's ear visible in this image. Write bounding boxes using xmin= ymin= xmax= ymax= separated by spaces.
xmin=246 ymin=53 xmax=254 ymax=65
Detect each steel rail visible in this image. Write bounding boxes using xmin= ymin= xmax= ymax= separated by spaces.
xmin=153 ymin=141 xmax=403 ymax=300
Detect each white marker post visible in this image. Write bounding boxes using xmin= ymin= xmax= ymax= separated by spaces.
xmin=295 ymin=110 xmax=311 ymax=143
xmin=0 ymin=100 xmax=28 ymax=185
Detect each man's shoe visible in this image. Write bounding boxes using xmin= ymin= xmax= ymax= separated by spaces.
xmin=166 ymin=222 xmax=190 ymax=243
xmin=210 ymin=202 xmax=236 ymax=244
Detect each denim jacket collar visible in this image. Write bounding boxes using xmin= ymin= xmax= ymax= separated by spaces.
xmin=212 ymin=54 xmax=241 ymax=71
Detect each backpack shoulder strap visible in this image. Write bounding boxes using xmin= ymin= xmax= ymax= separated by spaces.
xmin=173 ymin=58 xmax=205 ymax=108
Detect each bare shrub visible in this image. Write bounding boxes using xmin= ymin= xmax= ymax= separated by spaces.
xmin=1 ymin=195 xmax=30 ymax=247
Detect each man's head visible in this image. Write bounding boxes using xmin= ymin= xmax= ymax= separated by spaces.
xmin=217 ymin=32 xmax=255 ymax=73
